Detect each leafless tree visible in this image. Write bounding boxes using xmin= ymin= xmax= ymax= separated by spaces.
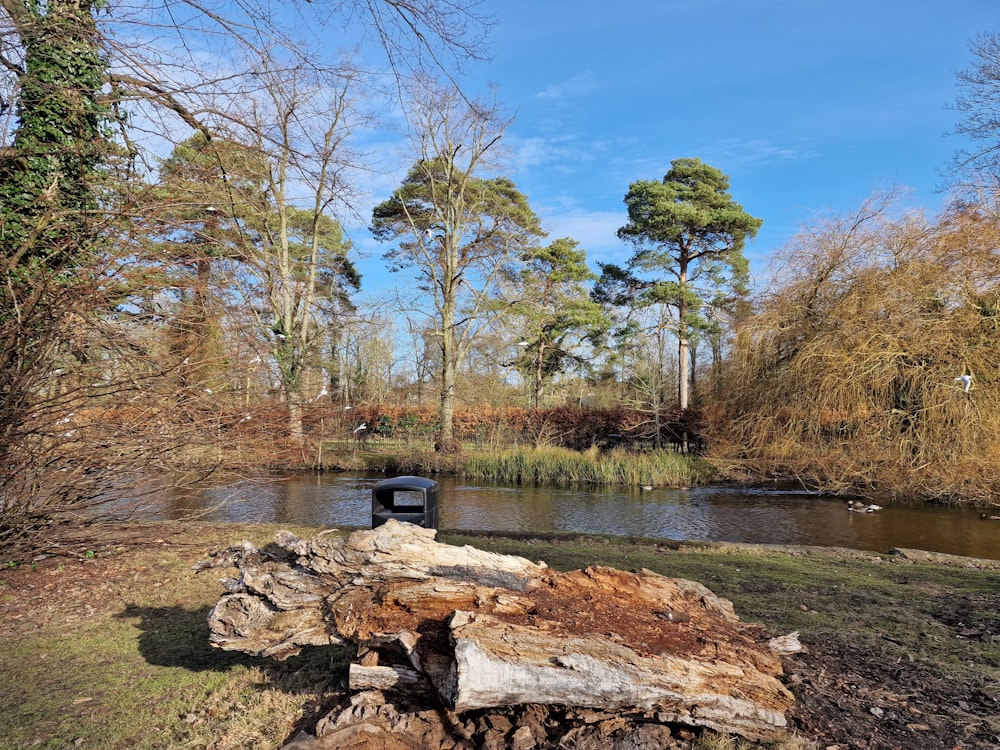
xmin=951 ymin=31 xmax=1000 ymax=190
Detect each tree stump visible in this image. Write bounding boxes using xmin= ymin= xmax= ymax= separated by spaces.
xmin=197 ymin=520 xmax=798 ymax=744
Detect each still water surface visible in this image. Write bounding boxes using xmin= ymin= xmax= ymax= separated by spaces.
xmin=149 ymin=472 xmax=999 ymax=560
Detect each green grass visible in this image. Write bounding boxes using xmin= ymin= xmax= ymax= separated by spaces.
xmin=0 ymin=524 xmax=351 ymax=750
xmin=2 ymin=523 xmax=997 ymax=749
xmin=440 ymin=532 xmax=1000 ymax=680
xmin=2 ymin=630 xmax=253 ymax=748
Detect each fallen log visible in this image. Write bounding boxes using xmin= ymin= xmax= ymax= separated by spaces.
xmin=198 ymin=520 xmax=797 ymax=742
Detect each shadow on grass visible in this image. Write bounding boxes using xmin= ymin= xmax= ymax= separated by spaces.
xmin=115 ymin=603 xmax=355 ymax=683
xmin=116 ymin=603 xmax=254 ymax=671
xmin=115 ymin=603 xmax=356 ymax=743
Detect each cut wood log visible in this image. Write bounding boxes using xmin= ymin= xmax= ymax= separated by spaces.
xmin=198 ymin=519 xmax=797 ymax=741
xmin=447 ymin=609 xmax=791 ymax=737
xmin=348 ymin=663 xmax=435 ymax=694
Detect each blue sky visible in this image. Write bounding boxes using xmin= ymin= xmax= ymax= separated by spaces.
xmin=350 ymin=0 xmax=998 ymax=296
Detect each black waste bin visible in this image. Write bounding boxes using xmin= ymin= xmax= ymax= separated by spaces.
xmin=371 ymin=475 xmax=439 ymax=529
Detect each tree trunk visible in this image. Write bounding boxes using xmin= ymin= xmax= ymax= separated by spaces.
xmin=199 ymin=521 xmax=798 ymax=743
xmin=287 ymin=396 xmax=304 ymax=444
xmin=678 ymin=328 xmax=690 ymax=411
xmin=690 ymin=336 xmax=698 ymax=405
xmin=678 ymin=256 xmax=690 ymax=410
xmin=436 ymin=328 xmax=458 ymax=451
xmin=533 ymin=341 xmax=544 ymax=409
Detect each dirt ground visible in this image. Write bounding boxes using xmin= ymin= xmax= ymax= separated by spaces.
xmin=782 ymin=624 xmax=998 ymax=750
xmin=2 ymin=523 xmax=998 ymax=750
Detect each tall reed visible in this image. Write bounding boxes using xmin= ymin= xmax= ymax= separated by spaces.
xmin=462 ymin=446 xmax=715 ymax=487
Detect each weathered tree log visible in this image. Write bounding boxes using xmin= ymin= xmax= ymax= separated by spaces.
xmin=348 ymin=663 xmax=437 ymax=697
xmin=198 ymin=520 xmax=797 ymax=741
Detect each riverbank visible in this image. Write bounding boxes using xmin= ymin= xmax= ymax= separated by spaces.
xmin=278 ymin=438 xmax=1000 ymax=509
xmin=1 ymin=522 xmax=996 ymax=749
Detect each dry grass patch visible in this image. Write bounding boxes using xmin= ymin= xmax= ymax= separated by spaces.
xmin=0 ymin=523 xmax=349 ymax=750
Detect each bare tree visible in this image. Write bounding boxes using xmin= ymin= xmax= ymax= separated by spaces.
xmin=371 ymin=80 xmax=543 ymax=451
xmin=328 ymin=306 xmax=398 ymax=408
xmin=205 ymin=59 xmax=361 ymax=443
xmin=951 ymin=31 xmax=1000 ymax=189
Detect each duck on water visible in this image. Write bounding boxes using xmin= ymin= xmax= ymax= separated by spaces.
xmin=847 ymin=500 xmax=883 ymax=513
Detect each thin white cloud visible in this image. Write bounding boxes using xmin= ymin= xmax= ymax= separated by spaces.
xmin=541 ymin=208 xmax=627 ymax=264
xmin=534 ymin=72 xmax=597 ymax=102
xmin=509 ymin=136 xmax=551 ymax=171
xmin=508 ymin=133 xmax=598 ymax=174
xmin=703 ymin=137 xmax=817 ymax=166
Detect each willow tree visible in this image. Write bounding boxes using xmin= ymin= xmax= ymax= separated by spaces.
xmin=716 ymin=192 xmax=1000 ymax=502
xmin=371 ymin=82 xmax=543 ymax=451
xmin=614 ymin=158 xmax=762 ymax=410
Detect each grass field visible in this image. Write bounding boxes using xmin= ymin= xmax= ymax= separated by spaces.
xmin=1 ymin=522 xmax=997 ymax=749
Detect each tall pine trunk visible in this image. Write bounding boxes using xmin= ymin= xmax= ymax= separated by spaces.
xmin=436 ymin=324 xmax=459 ymax=452
xmin=678 ymin=258 xmax=690 ymax=411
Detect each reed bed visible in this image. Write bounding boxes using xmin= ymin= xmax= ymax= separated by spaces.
xmin=462 ymin=445 xmax=715 ymax=487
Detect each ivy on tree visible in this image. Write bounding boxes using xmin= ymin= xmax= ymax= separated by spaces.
xmin=0 ymin=0 xmax=111 ymax=270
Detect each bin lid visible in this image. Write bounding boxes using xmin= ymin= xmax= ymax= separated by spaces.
xmin=373 ymin=475 xmax=438 ymax=491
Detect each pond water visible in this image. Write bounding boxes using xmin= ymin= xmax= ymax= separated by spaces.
xmin=141 ymin=472 xmax=999 ymax=560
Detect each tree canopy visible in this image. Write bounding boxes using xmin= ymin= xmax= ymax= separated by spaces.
xmin=609 ymin=158 xmax=762 ymax=409
xmin=509 ymin=237 xmax=608 ymax=408
xmin=371 ymin=83 xmax=542 ymax=449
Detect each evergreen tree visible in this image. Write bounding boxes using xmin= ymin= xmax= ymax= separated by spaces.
xmin=611 ymin=158 xmax=761 ymax=409
xmin=371 ymin=84 xmax=543 ymax=449
xmin=510 ymin=238 xmax=608 ymax=408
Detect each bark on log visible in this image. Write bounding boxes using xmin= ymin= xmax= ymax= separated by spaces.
xmin=198 ymin=520 xmax=797 ymax=741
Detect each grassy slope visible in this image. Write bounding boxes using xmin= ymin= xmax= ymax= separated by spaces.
xmin=0 ymin=523 xmax=997 ymax=749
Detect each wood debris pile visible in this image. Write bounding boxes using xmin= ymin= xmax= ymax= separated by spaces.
xmin=197 ymin=520 xmax=799 ymax=748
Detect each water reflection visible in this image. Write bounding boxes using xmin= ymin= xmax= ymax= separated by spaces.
xmin=144 ymin=472 xmax=999 ymax=560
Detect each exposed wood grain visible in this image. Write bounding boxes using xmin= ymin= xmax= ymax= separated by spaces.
xmin=200 ymin=520 xmax=797 ymax=741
